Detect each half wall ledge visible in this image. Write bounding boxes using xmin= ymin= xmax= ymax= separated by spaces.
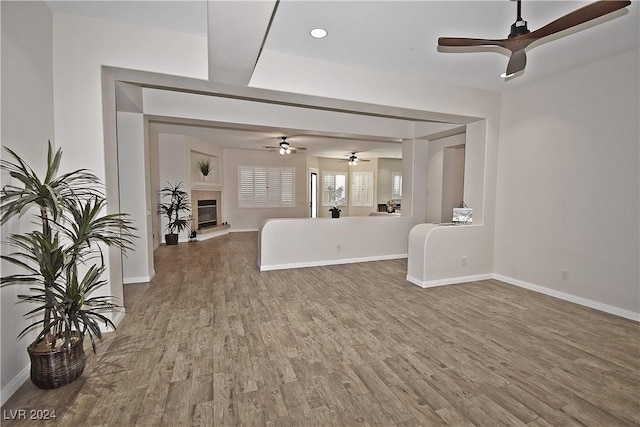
xmin=406 ymin=223 xmax=492 ymax=287
xmin=258 ymin=216 xmax=414 ymax=271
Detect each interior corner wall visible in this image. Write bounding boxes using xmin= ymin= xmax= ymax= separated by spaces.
xmin=117 ymin=111 xmax=154 ymax=284
xmin=157 ymin=134 xmax=190 ymax=241
xmin=402 ymin=139 xmax=429 ymax=222
xmin=149 ymin=123 xmax=161 ymax=251
xmin=442 ymin=147 xmax=465 ymax=221
xmin=426 ymin=133 xmax=466 ymax=223
xmin=1 ymin=0 xmax=55 ymax=404
xmin=495 ymin=49 xmax=640 ymax=316
xmin=377 ymin=158 xmax=403 ymax=205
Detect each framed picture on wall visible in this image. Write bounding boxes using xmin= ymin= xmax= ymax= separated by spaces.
xmin=453 ymin=207 xmax=473 ymax=224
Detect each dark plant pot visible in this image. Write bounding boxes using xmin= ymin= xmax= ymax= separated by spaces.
xmin=28 ymin=335 xmax=86 ymax=389
xmin=165 ymin=233 xmax=179 ymax=245
xmin=331 ymin=210 xmax=341 ymax=218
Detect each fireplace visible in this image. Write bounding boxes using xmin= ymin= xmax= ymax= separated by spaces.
xmin=197 ymin=199 xmax=217 ymax=229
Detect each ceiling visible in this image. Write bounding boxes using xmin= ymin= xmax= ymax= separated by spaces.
xmin=149 ymin=121 xmax=412 ymax=159
xmin=46 ymin=0 xmax=639 ymax=157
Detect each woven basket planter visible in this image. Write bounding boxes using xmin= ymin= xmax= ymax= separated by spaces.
xmin=27 ymin=335 xmax=86 ymax=389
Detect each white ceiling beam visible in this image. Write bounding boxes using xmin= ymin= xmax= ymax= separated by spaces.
xmin=207 ymin=0 xmax=277 ymax=86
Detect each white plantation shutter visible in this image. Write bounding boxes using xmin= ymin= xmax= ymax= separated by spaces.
xmin=281 ymin=167 xmax=295 ymax=206
xmin=351 ymin=171 xmax=374 ymax=207
xmin=238 ymin=166 xmax=295 ymax=208
xmin=239 ymin=166 xmax=256 ymax=207
xmin=322 ymin=173 xmax=335 ymax=206
xmin=267 ymin=167 xmax=281 ymax=207
xmin=392 ymin=171 xmax=402 ymax=199
xmin=254 ymin=167 xmax=268 ymax=207
xmin=322 ymin=172 xmax=347 ymax=206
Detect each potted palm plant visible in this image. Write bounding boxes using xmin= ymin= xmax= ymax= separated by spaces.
xmin=158 ymin=181 xmax=190 ymax=245
xmin=0 ymin=142 xmax=136 ymax=389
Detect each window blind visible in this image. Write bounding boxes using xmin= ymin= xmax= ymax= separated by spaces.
xmin=238 ymin=166 xmax=295 ymax=208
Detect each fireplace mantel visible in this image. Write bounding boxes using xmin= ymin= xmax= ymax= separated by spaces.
xmin=191 ymin=182 xmax=221 ymax=191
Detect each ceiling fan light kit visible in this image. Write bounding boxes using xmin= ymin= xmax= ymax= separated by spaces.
xmin=279 ymin=137 xmax=292 ymax=155
xmin=437 ymin=0 xmax=631 ymax=79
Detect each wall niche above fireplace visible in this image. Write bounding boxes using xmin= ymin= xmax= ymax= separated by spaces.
xmin=191 ymin=150 xmax=221 ymax=190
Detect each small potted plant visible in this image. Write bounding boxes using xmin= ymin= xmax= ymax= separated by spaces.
xmin=158 ymin=181 xmax=191 ymax=245
xmin=1 ymin=142 xmax=136 ymax=389
xmin=386 ymin=199 xmax=396 ymax=213
xmin=197 ymin=159 xmax=211 ymax=181
xmin=327 ymin=185 xmax=344 ymax=218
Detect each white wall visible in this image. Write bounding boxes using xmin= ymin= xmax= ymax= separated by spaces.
xmin=377 ymin=158 xmax=403 ymax=206
xmin=158 ymin=134 xmax=190 ymax=242
xmin=495 ymin=49 xmax=640 ymax=317
xmin=260 ymin=217 xmax=414 ymax=271
xmin=117 ymin=112 xmax=154 ymax=283
xmin=408 ymin=121 xmax=494 ymax=287
xmin=442 ymin=147 xmax=465 ymax=221
xmin=52 ymin=13 xmax=207 ymax=177
xmin=1 ymin=0 xmax=55 ymax=404
xmin=222 ymin=148 xmax=308 ymax=230
xmin=407 ymin=224 xmax=493 ymax=287
xmin=426 ymin=133 xmax=466 ymax=223
xmin=49 ymin=11 xmax=207 ymax=329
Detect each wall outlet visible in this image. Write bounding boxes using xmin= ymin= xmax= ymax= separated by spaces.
xmin=561 ymin=270 xmax=569 ymax=280
xmin=461 ymin=256 xmax=467 ymax=266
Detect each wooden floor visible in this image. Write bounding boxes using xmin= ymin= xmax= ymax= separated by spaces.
xmin=2 ymin=232 xmax=639 ymax=426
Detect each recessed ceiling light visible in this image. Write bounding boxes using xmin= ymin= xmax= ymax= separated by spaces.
xmin=500 ymin=72 xmax=515 ymax=78
xmin=310 ymin=28 xmax=328 ymax=39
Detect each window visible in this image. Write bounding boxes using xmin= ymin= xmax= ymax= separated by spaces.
xmin=238 ymin=166 xmax=295 ymax=208
xmin=351 ymin=171 xmax=374 ymax=207
xmin=322 ymin=172 xmax=347 ymax=206
xmin=392 ymin=171 xmax=402 ymax=200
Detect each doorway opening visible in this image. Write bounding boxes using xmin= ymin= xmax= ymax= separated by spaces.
xmin=310 ymin=169 xmax=318 ymax=218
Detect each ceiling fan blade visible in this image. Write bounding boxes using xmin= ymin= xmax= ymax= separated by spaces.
xmin=530 ymin=0 xmax=631 ymax=40
xmin=505 ymin=49 xmax=527 ymax=76
xmin=438 ymin=37 xmax=506 ymax=48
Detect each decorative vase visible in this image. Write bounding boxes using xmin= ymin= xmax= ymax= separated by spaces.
xmin=165 ymin=233 xmax=179 ymax=245
xmin=387 ymin=206 xmax=395 ymax=213
xmin=331 ymin=209 xmax=340 ymax=218
xmin=28 ymin=334 xmax=86 ymax=389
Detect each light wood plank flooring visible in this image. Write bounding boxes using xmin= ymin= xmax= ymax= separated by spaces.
xmin=2 ymin=232 xmax=639 ymax=426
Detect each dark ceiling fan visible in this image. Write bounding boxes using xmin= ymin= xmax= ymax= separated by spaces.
xmin=438 ymin=0 xmax=631 ymax=77
xmin=263 ymin=137 xmax=306 ymax=155
xmin=339 ymin=152 xmax=371 ymax=166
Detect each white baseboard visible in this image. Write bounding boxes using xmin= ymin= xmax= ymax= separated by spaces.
xmin=111 ymin=309 xmax=126 ymax=329
xmin=229 ymin=228 xmax=258 ymax=233
xmin=123 ymin=273 xmax=153 ymax=284
xmin=406 ymin=273 xmax=493 ymax=288
xmin=1 ymin=364 xmax=30 ymax=406
xmin=494 ymin=274 xmax=640 ymax=322
xmin=196 ymin=229 xmax=230 ymax=241
xmin=260 ymin=254 xmax=407 ymax=272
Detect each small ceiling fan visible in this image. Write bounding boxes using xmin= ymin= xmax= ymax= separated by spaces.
xmin=339 ymin=152 xmax=371 ymax=166
xmin=438 ymin=0 xmax=631 ymax=77
xmin=263 ymin=137 xmax=306 ymax=155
